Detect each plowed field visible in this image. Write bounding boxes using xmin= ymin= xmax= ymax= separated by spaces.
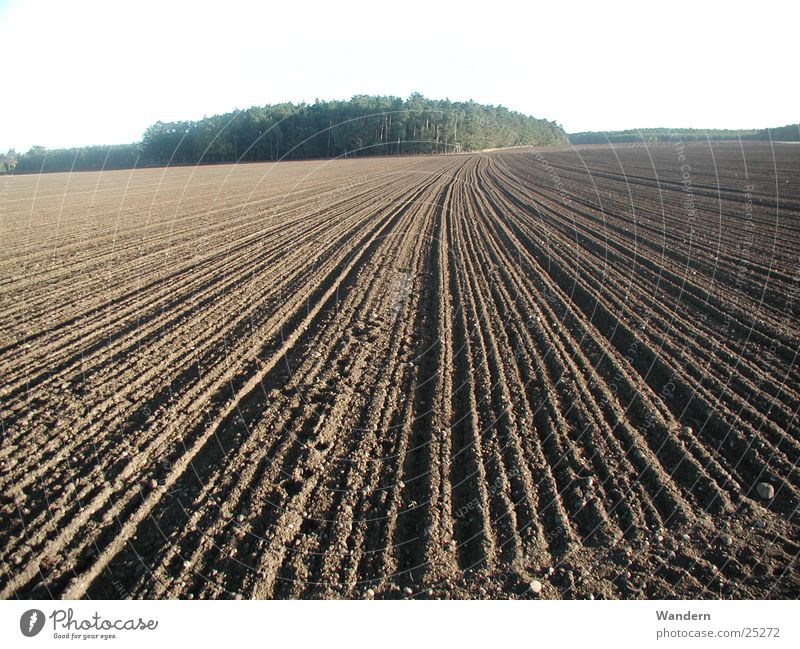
xmin=2 ymin=142 xmax=798 ymax=599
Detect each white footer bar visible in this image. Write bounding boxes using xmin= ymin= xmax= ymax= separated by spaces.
xmin=1 ymin=600 xmax=796 ymax=648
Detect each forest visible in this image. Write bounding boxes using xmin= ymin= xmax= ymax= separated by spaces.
xmin=4 ymin=94 xmax=567 ymax=173
xmin=568 ymin=124 xmax=800 ymax=144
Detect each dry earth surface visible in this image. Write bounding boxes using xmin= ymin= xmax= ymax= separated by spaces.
xmin=1 ymin=142 xmax=798 ymax=599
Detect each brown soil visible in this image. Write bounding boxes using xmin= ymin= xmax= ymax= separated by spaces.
xmin=1 ymin=142 xmax=798 ymax=599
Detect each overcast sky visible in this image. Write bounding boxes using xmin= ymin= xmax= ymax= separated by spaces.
xmin=1 ymin=0 xmax=797 ymax=152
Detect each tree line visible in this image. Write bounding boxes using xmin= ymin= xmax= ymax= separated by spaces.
xmin=568 ymin=124 xmax=800 ymax=145
xmin=2 ymin=94 xmax=567 ymax=174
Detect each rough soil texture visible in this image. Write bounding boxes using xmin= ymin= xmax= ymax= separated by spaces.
xmin=1 ymin=142 xmax=798 ymax=599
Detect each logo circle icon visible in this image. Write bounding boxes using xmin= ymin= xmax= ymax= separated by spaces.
xmin=20 ymin=609 xmax=45 ymax=637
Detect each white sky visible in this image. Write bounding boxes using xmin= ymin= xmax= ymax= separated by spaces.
xmin=0 ymin=0 xmax=797 ymax=152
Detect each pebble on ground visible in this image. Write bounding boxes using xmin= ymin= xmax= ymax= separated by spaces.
xmin=756 ymin=482 xmax=775 ymax=500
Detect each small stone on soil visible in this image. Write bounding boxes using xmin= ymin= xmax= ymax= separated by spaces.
xmin=529 ymin=579 xmax=543 ymax=594
xmin=756 ymin=482 xmax=775 ymax=500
